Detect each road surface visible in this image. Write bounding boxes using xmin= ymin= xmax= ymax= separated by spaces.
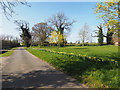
xmin=2 ymin=47 xmax=87 ymax=88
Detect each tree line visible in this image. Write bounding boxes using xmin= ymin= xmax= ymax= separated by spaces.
xmin=78 ymin=1 xmax=119 ymax=46
xmin=15 ymin=12 xmax=75 ymax=47
xmin=94 ymin=1 xmax=119 ymax=46
xmin=1 ymin=0 xmax=119 ymax=47
xmin=0 ymin=35 xmax=20 ymax=49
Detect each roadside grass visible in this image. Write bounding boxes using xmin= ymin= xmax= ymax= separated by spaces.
xmin=25 ymin=47 xmax=119 ymax=88
xmin=0 ymin=47 xmax=18 ymax=57
xmin=0 ymin=50 xmax=14 ymax=57
xmin=11 ymin=47 xmax=18 ymax=50
xmin=32 ymin=45 xmax=118 ymax=61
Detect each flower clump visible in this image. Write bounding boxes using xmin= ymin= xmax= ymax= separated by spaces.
xmin=38 ymin=48 xmax=117 ymax=65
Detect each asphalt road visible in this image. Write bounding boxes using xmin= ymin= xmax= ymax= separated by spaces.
xmin=2 ymin=47 xmax=87 ymax=88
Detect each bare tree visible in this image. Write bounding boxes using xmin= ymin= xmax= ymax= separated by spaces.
xmin=0 ymin=35 xmax=7 ymax=40
xmin=79 ymin=23 xmax=89 ymax=46
xmin=30 ymin=31 xmax=38 ymax=46
xmin=9 ymin=35 xmax=13 ymax=41
xmin=0 ymin=0 xmax=30 ymax=19
xmin=32 ymin=22 xmax=53 ymax=47
xmin=0 ymin=35 xmax=13 ymax=41
xmin=48 ymin=12 xmax=75 ymax=46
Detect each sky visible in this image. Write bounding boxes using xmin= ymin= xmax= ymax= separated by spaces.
xmin=0 ymin=2 xmax=106 ymax=43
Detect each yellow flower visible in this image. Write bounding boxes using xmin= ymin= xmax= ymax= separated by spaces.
xmin=111 ymin=60 xmax=114 ymax=61
xmin=69 ymin=53 xmax=74 ymax=55
xmin=52 ymin=51 xmax=56 ymax=53
xmin=89 ymin=57 xmax=91 ymax=59
xmin=93 ymin=57 xmax=96 ymax=60
xmin=83 ymin=55 xmax=86 ymax=57
xmin=98 ymin=59 xmax=101 ymax=61
xmin=63 ymin=52 xmax=67 ymax=54
xmin=79 ymin=54 xmax=81 ymax=56
xmin=58 ymin=52 xmax=66 ymax=54
xmin=101 ymin=58 xmax=104 ymax=61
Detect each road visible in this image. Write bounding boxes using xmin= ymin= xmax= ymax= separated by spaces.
xmin=2 ymin=47 xmax=87 ymax=88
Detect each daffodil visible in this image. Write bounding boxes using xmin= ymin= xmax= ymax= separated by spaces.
xmin=89 ymin=57 xmax=91 ymax=59
xmin=52 ymin=51 xmax=56 ymax=53
xmin=69 ymin=53 xmax=74 ymax=55
xmin=101 ymin=58 xmax=104 ymax=62
xmin=83 ymin=55 xmax=86 ymax=57
xmin=93 ymin=57 xmax=96 ymax=59
xmin=79 ymin=54 xmax=81 ymax=56
xmin=98 ymin=59 xmax=101 ymax=61
xmin=111 ymin=59 xmax=114 ymax=61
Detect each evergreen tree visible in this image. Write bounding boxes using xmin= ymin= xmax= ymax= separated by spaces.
xmin=20 ymin=27 xmax=31 ymax=47
xmin=106 ymin=27 xmax=113 ymax=45
xmin=14 ymin=20 xmax=31 ymax=47
xmin=97 ymin=25 xmax=103 ymax=45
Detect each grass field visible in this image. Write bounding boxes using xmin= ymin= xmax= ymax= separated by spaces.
xmin=25 ymin=45 xmax=119 ymax=88
xmin=32 ymin=45 xmax=118 ymax=61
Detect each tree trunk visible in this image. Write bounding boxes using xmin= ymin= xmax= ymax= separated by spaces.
xmin=58 ymin=28 xmax=64 ymax=47
xmin=106 ymin=27 xmax=113 ymax=45
xmin=82 ymin=40 xmax=84 ymax=46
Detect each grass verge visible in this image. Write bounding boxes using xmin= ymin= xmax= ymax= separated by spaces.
xmin=34 ymin=45 xmax=118 ymax=61
xmin=0 ymin=50 xmax=14 ymax=57
xmin=0 ymin=47 xmax=18 ymax=57
xmin=25 ymin=47 xmax=119 ymax=88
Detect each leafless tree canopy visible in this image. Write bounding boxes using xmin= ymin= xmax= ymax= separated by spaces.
xmin=14 ymin=20 xmax=29 ymax=31
xmin=79 ymin=23 xmax=89 ymax=45
xmin=48 ymin=12 xmax=75 ymax=46
xmin=48 ymin=12 xmax=75 ymax=34
xmin=32 ymin=22 xmax=53 ymax=46
xmin=0 ymin=34 xmax=20 ymax=41
xmin=30 ymin=31 xmax=37 ymax=46
xmin=0 ymin=0 xmax=30 ymax=19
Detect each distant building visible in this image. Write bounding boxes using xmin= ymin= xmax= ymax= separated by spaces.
xmin=113 ymin=36 xmax=120 ymax=46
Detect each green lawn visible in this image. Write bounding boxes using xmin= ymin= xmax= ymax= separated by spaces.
xmin=25 ymin=46 xmax=119 ymax=88
xmin=32 ymin=45 xmax=118 ymax=61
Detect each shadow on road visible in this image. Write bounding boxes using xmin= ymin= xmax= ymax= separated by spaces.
xmin=2 ymin=68 xmax=84 ymax=88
